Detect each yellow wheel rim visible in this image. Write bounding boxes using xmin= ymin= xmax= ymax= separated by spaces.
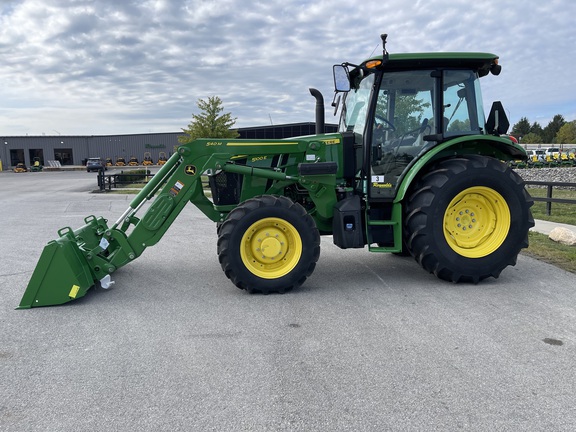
xmin=443 ymin=187 xmax=510 ymax=258
xmin=240 ymin=217 xmax=302 ymax=279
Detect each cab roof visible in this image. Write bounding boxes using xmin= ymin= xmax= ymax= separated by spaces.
xmin=363 ymin=52 xmax=500 ymax=75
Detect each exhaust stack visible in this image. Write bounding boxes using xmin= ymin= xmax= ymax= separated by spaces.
xmin=309 ymin=88 xmax=325 ymax=135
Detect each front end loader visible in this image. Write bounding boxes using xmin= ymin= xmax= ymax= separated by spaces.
xmin=19 ymin=35 xmax=533 ymax=308
xmin=19 ymin=134 xmax=340 ymax=307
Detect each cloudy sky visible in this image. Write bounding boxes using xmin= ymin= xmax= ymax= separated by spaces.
xmin=1 ymin=0 xmax=575 ymax=136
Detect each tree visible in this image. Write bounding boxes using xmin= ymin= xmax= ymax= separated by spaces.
xmin=556 ymin=120 xmax=576 ymax=144
xmin=179 ymin=96 xmax=239 ymax=143
xmin=542 ymin=114 xmax=566 ymax=143
xmin=448 ymin=119 xmax=471 ymax=133
xmin=391 ymin=94 xmax=430 ymax=135
xmin=520 ymin=132 xmax=543 ymax=144
xmin=511 ymin=117 xmax=531 ymax=138
xmin=530 ymin=121 xmax=543 ymax=137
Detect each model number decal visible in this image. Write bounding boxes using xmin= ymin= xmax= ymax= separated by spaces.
xmin=251 ymin=156 xmax=267 ymax=162
xmin=322 ymin=139 xmax=340 ymax=145
xmin=206 ymin=141 xmax=223 ymax=146
xmin=371 ymin=175 xmax=392 ymax=188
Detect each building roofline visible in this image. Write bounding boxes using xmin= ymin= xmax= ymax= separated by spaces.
xmin=1 ymin=122 xmax=338 ymax=139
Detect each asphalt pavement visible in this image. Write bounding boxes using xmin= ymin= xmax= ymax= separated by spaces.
xmin=1 ymin=170 xmax=576 ymax=432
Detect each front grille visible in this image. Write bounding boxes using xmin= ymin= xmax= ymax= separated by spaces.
xmin=208 ymin=171 xmax=243 ymax=205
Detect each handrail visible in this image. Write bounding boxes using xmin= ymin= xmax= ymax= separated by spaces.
xmin=96 ymin=170 xmax=210 ymax=192
xmin=97 ymin=170 xmax=154 ymax=192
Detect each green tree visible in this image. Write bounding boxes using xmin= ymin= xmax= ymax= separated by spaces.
xmin=179 ymin=96 xmax=239 ymax=143
xmin=556 ymin=120 xmax=576 ymax=144
xmin=511 ymin=117 xmax=531 ymax=138
xmin=448 ymin=119 xmax=471 ymax=133
xmin=392 ymin=95 xmax=430 ymax=135
xmin=530 ymin=121 xmax=543 ymax=137
xmin=520 ymin=132 xmax=543 ymax=144
xmin=542 ymin=114 xmax=565 ymax=143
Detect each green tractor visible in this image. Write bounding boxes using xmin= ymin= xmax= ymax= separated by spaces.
xmin=19 ymin=35 xmax=533 ymax=308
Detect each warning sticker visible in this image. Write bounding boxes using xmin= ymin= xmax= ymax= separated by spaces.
xmin=169 ymin=180 xmax=185 ymax=197
xmin=99 ymin=237 xmax=109 ymax=251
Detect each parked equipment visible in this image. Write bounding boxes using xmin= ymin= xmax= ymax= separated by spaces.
xmin=30 ymin=157 xmax=43 ymax=172
xmin=128 ymin=156 xmax=139 ymax=166
xmin=13 ymin=162 xmax=27 ymax=173
xmin=143 ymin=152 xmax=154 ymax=166
xmin=157 ymin=152 xmax=167 ymax=165
xmin=115 ymin=157 xmax=126 ymax=166
xmin=105 ymin=157 xmax=113 ymax=167
xmin=19 ymin=35 xmax=534 ymax=308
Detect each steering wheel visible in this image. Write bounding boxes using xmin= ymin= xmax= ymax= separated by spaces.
xmin=374 ymin=114 xmax=396 ymax=132
xmin=373 ymin=114 xmax=396 ymax=147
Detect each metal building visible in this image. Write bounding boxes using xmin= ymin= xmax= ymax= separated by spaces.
xmin=1 ymin=123 xmax=337 ymax=169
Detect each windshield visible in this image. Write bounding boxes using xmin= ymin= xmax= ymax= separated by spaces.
xmin=376 ymin=70 xmax=435 ymax=138
xmin=339 ymin=73 xmax=375 ymax=137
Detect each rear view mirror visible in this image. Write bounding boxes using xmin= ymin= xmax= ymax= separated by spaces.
xmin=333 ymin=65 xmax=350 ymax=92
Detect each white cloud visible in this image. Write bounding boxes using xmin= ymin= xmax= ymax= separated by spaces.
xmin=1 ymin=0 xmax=575 ymax=135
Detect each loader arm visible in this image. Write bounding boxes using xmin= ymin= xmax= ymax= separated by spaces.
xmin=19 ymin=137 xmax=339 ymax=308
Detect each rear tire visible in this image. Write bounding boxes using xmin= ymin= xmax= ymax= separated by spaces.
xmin=217 ymin=195 xmax=320 ymax=293
xmin=404 ymin=155 xmax=534 ymax=283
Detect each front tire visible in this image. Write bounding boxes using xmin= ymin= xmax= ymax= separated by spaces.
xmin=405 ymin=155 xmax=534 ymax=283
xmin=217 ymin=195 xmax=320 ymax=293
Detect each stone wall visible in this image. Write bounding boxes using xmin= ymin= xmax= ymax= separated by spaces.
xmin=515 ymin=167 xmax=576 ymax=189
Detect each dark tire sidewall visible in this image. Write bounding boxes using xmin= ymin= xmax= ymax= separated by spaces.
xmin=219 ymin=196 xmax=320 ymax=292
xmin=406 ymin=156 xmax=533 ymax=281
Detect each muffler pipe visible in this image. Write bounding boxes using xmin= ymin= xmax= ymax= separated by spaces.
xmin=309 ymin=88 xmax=325 ymax=135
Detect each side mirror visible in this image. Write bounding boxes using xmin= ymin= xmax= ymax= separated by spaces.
xmin=333 ymin=65 xmax=350 ymax=92
xmin=485 ymin=101 xmax=510 ymax=135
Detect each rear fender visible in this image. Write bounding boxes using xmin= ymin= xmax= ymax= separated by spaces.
xmin=395 ymin=135 xmax=527 ymax=203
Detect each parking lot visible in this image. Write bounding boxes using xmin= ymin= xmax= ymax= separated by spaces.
xmin=1 ymin=170 xmax=576 ymax=431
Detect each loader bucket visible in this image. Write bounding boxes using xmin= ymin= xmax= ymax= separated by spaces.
xmin=18 ymin=234 xmax=95 ymax=309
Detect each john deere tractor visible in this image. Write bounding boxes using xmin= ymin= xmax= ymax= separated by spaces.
xmin=19 ymin=35 xmax=533 ymax=308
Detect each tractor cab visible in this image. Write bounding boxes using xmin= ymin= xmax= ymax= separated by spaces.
xmin=333 ymin=42 xmax=512 ymax=201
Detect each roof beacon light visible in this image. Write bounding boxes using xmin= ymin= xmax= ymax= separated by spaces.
xmin=366 ymin=60 xmax=382 ymax=69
